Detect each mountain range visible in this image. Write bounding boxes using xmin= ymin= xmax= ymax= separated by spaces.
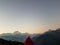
xmin=0 ymin=28 xmax=60 ymax=45
xmin=0 ymin=31 xmax=40 ymax=43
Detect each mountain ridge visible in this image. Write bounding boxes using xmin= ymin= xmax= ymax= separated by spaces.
xmin=34 ymin=28 xmax=60 ymax=45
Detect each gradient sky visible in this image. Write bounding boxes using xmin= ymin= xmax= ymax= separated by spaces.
xmin=0 ymin=0 xmax=60 ymax=34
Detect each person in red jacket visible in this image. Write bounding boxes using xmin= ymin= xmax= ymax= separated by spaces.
xmin=24 ymin=36 xmax=34 ymax=45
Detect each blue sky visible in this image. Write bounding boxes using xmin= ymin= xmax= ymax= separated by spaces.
xmin=0 ymin=0 xmax=60 ymax=34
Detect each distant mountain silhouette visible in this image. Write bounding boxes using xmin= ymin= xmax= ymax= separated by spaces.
xmin=34 ymin=28 xmax=60 ymax=45
xmin=0 ymin=38 xmax=24 ymax=45
xmin=0 ymin=31 xmax=39 ymax=42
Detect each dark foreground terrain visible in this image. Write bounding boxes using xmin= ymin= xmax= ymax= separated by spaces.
xmin=0 ymin=38 xmax=24 ymax=45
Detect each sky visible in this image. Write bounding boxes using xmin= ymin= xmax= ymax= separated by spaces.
xmin=0 ymin=0 xmax=60 ymax=34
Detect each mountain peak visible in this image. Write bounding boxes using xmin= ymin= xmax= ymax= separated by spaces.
xmin=13 ymin=31 xmax=21 ymax=34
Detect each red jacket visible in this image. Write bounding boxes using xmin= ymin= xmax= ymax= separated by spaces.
xmin=24 ymin=36 xmax=34 ymax=45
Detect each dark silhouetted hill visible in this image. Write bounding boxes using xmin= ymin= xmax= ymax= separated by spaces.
xmin=0 ymin=38 xmax=24 ymax=45
xmin=34 ymin=28 xmax=60 ymax=45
